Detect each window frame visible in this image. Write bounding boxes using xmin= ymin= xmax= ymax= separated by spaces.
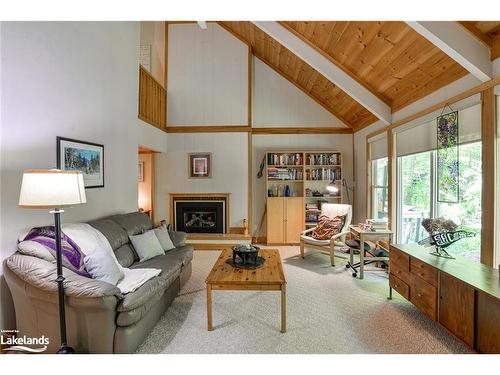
xmin=371 ymin=157 xmax=388 ymax=221
xmin=396 ymin=142 xmax=482 ymax=258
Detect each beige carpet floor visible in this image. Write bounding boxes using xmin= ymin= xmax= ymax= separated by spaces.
xmin=136 ymin=246 xmax=471 ymax=354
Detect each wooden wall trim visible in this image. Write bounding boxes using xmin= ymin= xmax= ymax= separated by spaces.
xmin=353 ymin=76 xmax=500 ymax=135
xmin=247 ymin=46 xmax=253 ymax=236
xmin=366 ymin=140 xmax=372 ymax=219
xmin=166 ymin=126 xmax=250 ymax=133
xmin=164 ymin=21 xmax=169 ymax=127
xmin=164 ymin=126 xmax=352 ymax=134
xmin=366 ymin=127 xmax=387 ymax=141
xmin=387 ymin=130 xmax=396 ymax=233
xmin=252 ymin=127 xmax=352 ymax=134
xmin=481 ymin=87 xmax=496 ymax=266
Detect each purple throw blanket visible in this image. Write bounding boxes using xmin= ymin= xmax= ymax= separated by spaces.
xmin=23 ymin=226 xmax=89 ymax=277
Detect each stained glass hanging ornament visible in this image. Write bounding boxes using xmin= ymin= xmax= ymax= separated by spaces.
xmin=436 ymin=105 xmax=459 ymax=203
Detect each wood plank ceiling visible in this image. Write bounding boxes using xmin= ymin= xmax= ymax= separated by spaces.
xmin=459 ymin=21 xmax=500 ymax=60
xmin=218 ymin=21 xmax=378 ymax=130
xmin=218 ymin=21 xmax=470 ymax=131
xmin=280 ymin=21 xmax=469 ymax=114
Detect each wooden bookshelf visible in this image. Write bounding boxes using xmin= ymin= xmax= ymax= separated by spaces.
xmin=265 ymin=151 xmax=343 ymax=244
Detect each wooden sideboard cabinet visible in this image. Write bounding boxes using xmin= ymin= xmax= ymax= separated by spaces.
xmin=389 ymin=244 xmax=500 ymax=353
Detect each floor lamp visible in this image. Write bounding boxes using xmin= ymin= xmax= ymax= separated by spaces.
xmin=19 ymin=169 xmax=86 ymax=354
xmin=327 ymin=178 xmax=352 ymax=205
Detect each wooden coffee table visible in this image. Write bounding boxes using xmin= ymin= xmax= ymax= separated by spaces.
xmin=205 ymin=249 xmax=287 ymax=333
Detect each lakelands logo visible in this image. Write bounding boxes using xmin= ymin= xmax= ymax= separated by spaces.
xmin=1 ymin=329 xmax=49 ymax=353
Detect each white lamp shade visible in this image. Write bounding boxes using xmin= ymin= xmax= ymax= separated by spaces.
xmin=19 ymin=169 xmax=87 ymax=208
xmin=326 ymin=183 xmax=339 ymax=193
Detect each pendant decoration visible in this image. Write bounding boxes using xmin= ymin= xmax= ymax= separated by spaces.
xmin=436 ymin=109 xmax=459 ymax=203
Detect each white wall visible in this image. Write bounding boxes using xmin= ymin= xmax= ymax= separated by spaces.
xmin=167 ymin=23 xmax=248 ymax=126
xmin=140 ymin=21 xmax=165 ymax=85
xmin=353 ymin=73 xmax=482 ymax=223
xmin=252 ymin=58 xmax=347 ymax=128
xmin=138 ymin=121 xmax=168 ymax=153
xmin=0 ymin=22 xmax=141 ymax=330
xmin=252 ymin=134 xmax=354 ymax=237
xmin=157 ymin=132 xmax=248 ymax=228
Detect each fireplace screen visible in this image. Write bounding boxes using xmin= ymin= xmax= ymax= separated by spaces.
xmin=174 ymin=200 xmax=225 ymax=233
xmin=184 ymin=212 xmax=217 ymax=229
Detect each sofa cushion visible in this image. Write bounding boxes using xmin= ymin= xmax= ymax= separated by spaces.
xmin=114 ymin=244 xmax=136 ymax=268
xmin=115 ymin=246 xmax=194 ymax=327
xmin=168 ymin=231 xmax=187 ymax=247
xmin=162 ymin=245 xmax=194 ymax=268
xmin=88 ymin=219 xmax=129 ymax=251
xmin=110 ymin=212 xmax=152 ymax=236
xmin=118 ymin=255 xmax=181 ymax=313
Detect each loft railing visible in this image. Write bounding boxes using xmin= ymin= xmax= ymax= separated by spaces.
xmin=138 ymin=65 xmax=166 ymax=130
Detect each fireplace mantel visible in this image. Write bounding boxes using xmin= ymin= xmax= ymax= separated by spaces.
xmin=169 ymin=193 xmax=230 ymax=233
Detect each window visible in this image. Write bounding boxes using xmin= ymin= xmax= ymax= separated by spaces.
xmin=398 ymin=151 xmax=431 ymax=244
xmin=397 ymin=142 xmax=482 ymax=261
xmin=371 ymin=157 xmax=388 ymax=221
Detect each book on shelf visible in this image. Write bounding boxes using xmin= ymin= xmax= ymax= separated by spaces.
xmin=267 ymin=167 xmax=303 ymax=180
xmin=305 ymin=167 xmax=341 ymax=181
xmin=306 ymin=153 xmax=341 ymax=166
xmin=267 ymin=153 xmax=303 ymax=166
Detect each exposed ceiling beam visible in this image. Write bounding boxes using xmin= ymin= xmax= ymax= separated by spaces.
xmin=407 ymin=21 xmax=492 ymax=82
xmin=251 ymin=21 xmax=392 ymax=125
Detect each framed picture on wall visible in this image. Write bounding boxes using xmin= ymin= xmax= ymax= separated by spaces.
xmin=57 ymin=137 xmax=104 ymax=188
xmin=188 ymin=153 xmax=211 ymax=178
xmin=138 ymin=161 xmax=144 ymax=182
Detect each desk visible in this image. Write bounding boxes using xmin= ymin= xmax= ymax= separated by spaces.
xmin=348 ymin=225 xmax=393 ymax=279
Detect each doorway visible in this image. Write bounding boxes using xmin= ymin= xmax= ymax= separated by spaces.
xmin=138 ymin=146 xmax=156 ymax=221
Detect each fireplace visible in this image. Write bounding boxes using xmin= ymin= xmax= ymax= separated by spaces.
xmin=170 ymin=193 xmax=229 ymax=234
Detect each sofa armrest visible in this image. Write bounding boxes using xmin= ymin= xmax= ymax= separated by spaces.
xmin=168 ymin=230 xmax=187 ymax=247
xmin=6 ymin=253 xmax=121 ymax=299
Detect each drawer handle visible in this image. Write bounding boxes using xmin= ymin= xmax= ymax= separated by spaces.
xmin=417 ymin=272 xmax=423 ymax=277
xmin=395 ymin=284 xmax=400 ymax=288
xmin=417 ymin=293 xmax=423 ymax=298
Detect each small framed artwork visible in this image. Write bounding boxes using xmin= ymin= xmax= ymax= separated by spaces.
xmin=188 ymin=153 xmax=212 ymax=178
xmin=57 ymin=137 xmax=104 ymax=188
xmin=138 ymin=161 xmax=144 ymax=182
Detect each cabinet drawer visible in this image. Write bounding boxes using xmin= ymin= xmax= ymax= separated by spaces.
xmin=390 ymin=274 xmax=409 ymax=300
xmin=390 ymin=262 xmax=410 ymax=284
xmin=390 ymin=246 xmax=409 ymax=271
xmin=411 ymin=257 xmax=438 ymax=287
xmin=410 ymin=274 xmax=437 ymax=321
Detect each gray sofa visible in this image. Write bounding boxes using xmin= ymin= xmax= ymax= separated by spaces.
xmin=4 ymin=212 xmax=193 ymax=354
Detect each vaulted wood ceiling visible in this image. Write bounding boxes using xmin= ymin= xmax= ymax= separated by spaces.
xmin=459 ymin=21 xmax=500 ymax=59
xmin=280 ymin=21 xmax=468 ymax=113
xmin=218 ymin=21 xmax=378 ymax=130
xmin=218 ymin=21 xmax=470 ymax=131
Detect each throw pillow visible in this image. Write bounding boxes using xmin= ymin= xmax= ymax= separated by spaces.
xmin=84 ymin=246 xmax=125 ymax=285
xmin=154 ymin=227 xmax=176 ymax=252
xmin=312 ymin=214 xmax=346 ymax=240
xmin=17 ymin=240 xmax=55 ymax=262
xmin=129 ymin=230 xmax=164 ymax=262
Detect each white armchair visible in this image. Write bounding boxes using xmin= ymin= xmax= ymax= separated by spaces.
xmin=300 ymin=203 xmax=352 ymax=266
